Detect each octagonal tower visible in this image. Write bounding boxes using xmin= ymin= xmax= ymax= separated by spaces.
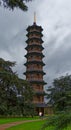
xmin=24 ymin=15 xmax=46 ymax=115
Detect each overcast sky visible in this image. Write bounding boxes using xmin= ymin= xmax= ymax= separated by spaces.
xmin=0 ymin=0 xmax=71 ymax=87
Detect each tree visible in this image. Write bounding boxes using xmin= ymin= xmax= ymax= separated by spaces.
xmin=0 ymin=58 xmax=35 ymax=116
xmin=0 ymin=0 xmax=32 ymax=11
xmin=47 ymin=75 xmax=71 ymax=112
xmin=0 ymin=58 xmax=19 ymax=115
xmin=42 ymin=75 xmax=71 ymax=130
xmin=42 ymin=110 xmax=71 ymax=130
xmin=17 ymin=79 xmax=35 ymax=117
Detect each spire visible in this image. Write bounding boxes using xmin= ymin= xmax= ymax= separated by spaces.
xmin=34 ymin=12 xmax=36 ymax=24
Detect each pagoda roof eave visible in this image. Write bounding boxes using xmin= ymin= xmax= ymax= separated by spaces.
xmin=25 ymin=52 xmax=45 ymax=58
xmin=27 ymin=80 xmax=47 ymax=85
xmin=25 ymin=45 xmax=44 ymax=50
xmin=24 ymin=71 xmax=46 ymax=75
xmin=26 ymin=25 xmax=43 ymax=31
xmin=26 ymin=38 xmax=43 ymax=43
xmin=26 ymin=31 xmax=43 ymax=37
xmin=24 ymin=61 xmax=45 ymax=66
xmin=35 ymin=91 xmax=45 ymax=96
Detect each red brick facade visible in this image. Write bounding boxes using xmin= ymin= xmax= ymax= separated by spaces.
xmin=24 ymin=22 xmax=46 ymax=115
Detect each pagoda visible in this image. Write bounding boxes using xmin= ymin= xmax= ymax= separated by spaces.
xmin=24 ymin=14 xmax=46 ymax=115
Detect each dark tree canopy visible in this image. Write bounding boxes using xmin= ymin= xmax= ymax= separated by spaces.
xmin=42 ymin=75 xmax=71 ymax=130
xmin=0 ymin=58 xmax=35 ymax=116
xmin=47 ymin=75 xmax=71 ymax=112
xmin=0 ymin=0 xmax=32 ymax=11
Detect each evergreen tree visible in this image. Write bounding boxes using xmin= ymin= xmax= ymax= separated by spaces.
xmin=0 ymin=0 xmax=32 ymax=11
xmin=0 ymin=58 xmax=35 ymax=116
xmin=17 ymin=79 xmax=35 ymax=117
xmin=47 ymin=75 xmax=71 ymax=112
xmin=42 ymin=75 xmax=71 ymax=130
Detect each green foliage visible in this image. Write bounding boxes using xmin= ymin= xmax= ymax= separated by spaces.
xmin=0 ymin=0 xmax=32 ymax=11
xmin=16 ymin=79 xmax=35 ymax=117
xmin=0 ymin=58 xmax=18 ymax=115
xmin=0 ymin=58 xmax=35 ymax=116
xmin=42 ymin=111 xmax=71 ymax=130
xmin=43 ymin=75 xmax=71 ymax=130
xmin=47 ymin=75 xmax=71 ymax=112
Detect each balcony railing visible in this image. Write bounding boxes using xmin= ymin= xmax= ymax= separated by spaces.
xmin=27 ymin=79 xmax=43 ymax=82
xmin=26 ymin=79 xmax=47 ymax=85
xmin=34 ymin=103 xmax=47 ymax=107
xmin=35 ymin=91 xmax=45 ymax=95
xmin=28 ymin=50 xmax=42 ymax=53
xmin=29 ymin=29 xmax=41 ymax=32
xmin=33 ymin=101 xmax=44 ymax=104
xmin=28 ymin=35 xmax=41 ymax=39
xmin=27 ymin=59 xmax=42 ymax=62
xmin=28 ymin=42 xmax=42 ymax=45
xmin=27 ymin=68 xmax=42 ymax=71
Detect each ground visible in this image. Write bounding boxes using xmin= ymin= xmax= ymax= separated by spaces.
xmin=0 ymin=119 xmax=42 ymax=130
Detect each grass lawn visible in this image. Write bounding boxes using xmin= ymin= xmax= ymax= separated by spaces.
xmin=6 ymin=120 xmax=71 ymax=130
xmin=0 ymin=117 xmax=39 ymax=125
xmin=7 ymin=120 xmax=46 ymax=130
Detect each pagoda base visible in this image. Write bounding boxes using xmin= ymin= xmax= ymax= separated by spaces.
xmin=34 ymin=103 xmax=47 ymax=116
xmin=34 ymin=103 xmax=53 ymax=116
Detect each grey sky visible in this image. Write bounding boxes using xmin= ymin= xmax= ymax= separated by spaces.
xmin=0 ymin=0 xmax=71 ymax=87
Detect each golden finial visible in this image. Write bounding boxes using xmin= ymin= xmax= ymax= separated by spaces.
xmin=34 ymin=12 xmax=36 ymax=24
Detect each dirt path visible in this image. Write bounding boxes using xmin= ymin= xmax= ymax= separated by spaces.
xmin=0 ymin=119 xmax=42 ymax=130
